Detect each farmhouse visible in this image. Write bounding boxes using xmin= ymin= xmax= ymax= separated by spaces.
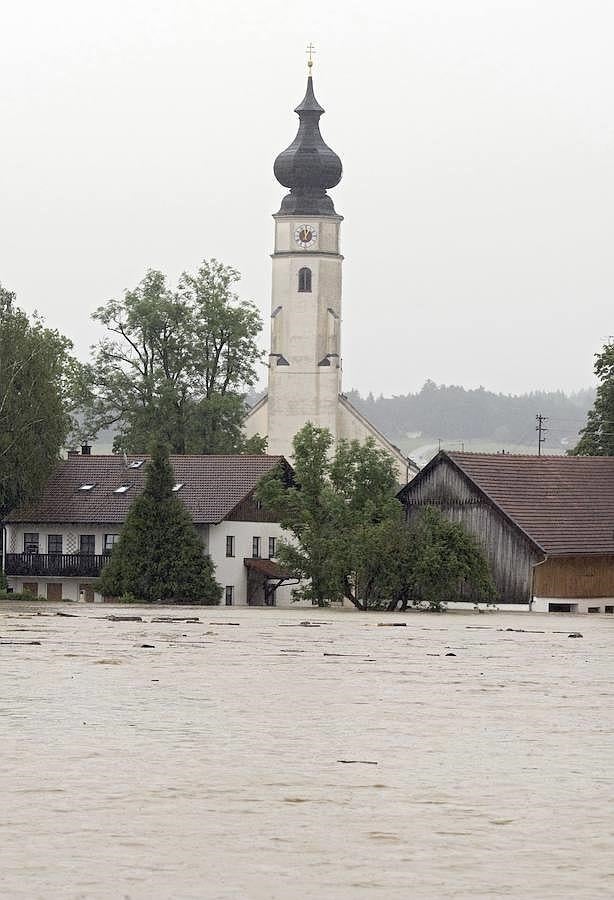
xmin=3 ymin=449 xmax=296 ymax=606
xmin=399 ymin=452 xmax=614 ymax=614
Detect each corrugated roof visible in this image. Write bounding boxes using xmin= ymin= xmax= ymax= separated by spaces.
xmin=7 ymin=454 xmax=286 ymax=525
xmin=446 ymin=452 xmax=614 ymax=556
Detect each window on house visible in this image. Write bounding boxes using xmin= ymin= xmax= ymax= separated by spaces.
xmin=225 ymin=585 xmax=234 ymax=606
xmin=78 ymin=483 xmax=95 ymax=492
xmin=113 ymin=485 xmax=131 ymax=494
xmin=298 ymin=267 xmax=312 ymax=293
xmin=252 ymin=536 xmax=261 ymax=559
xmin=47 ymin=534 xmax=63 ymax=555
xmin=128 ymin=460 xmax=144 ymax=469
xmin=172 ymin=483 xmax=184 ymax=492
xmin=104 ymin=534 xmax=119 ymax=553
xmin=23 ymin=533 xmax=39 ymax=554
xmin=226 ymin=535 xmax=235 ymax=558
xmin=268 ymin=537 xmax=277 ymax=558
xmin=79 ymin=534 xmax=95 ymax=555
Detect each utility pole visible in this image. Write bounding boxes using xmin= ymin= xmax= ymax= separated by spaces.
xmin=536 ymin=413 xmax=548 ymax=456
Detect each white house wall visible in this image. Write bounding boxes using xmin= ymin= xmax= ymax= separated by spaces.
xmin=209 ymin=520 xmax=295 ymax=607
xmin=4 ymin=520 xmax=299 ymax=608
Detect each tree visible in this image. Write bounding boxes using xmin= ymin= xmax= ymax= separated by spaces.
xmin=0 ymin=285 xmax=78 ymax=519
xmin=257 ymin=425 xmax=409 ymax=609
xmin=399 ymin=507 xmax=497 ymax=611
xmin=570 ymin=341 xmax=614 ymax=455
xmin=256 ymin=425 xmax=348 ymax=606
xmin=81 ymin=260 xmax=265 ymax=454
xmin=257 ymin=424 xmax=497 ymax=611
xmin=97 ymin=441 xmax=222 ymax=603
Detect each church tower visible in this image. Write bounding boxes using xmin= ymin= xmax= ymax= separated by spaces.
xmin=245 ymin=67 xmax=412 ymax=483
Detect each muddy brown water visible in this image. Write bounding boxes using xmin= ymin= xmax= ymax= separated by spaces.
xmin=1 ymin=602 xmax=613 ymax=899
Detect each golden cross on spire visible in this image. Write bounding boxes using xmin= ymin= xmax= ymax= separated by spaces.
xmin=306 ymin=42 xmax=316 ymax=74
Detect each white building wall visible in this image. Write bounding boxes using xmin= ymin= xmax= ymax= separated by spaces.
xmin=532 ymin=596 xmax=614 ymax=614
xmin=209 ymin=520 xmax=295 ymax=607
xmin=4 ymin=520 xmax=298 ymax=607
xmin=262 ymin=214 xmax=344 ymax=462
xmin=243 ymin=396 xmax=269 ymax=446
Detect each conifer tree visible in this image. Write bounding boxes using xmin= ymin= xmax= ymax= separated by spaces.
xmin=98 ymin=442 xmax=221 ymax=603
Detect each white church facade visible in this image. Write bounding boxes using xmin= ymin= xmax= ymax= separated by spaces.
xmin=244 ymin=73 xmax=413 ymax=484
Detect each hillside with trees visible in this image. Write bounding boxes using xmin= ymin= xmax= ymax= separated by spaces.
xmin=345 ymin=382 xmax=594 ymax=462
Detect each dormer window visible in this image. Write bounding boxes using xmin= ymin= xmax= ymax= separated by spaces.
xmin=128 ymin=460 xmax=144 ymax=469
xmin=172 ymin=482 xmax=184 ymax=492
xmin=113 ymin=485 xmax=131 ymax=494
xmin=298 ymin=267 xmax=312 ymax=293
xmin=78 ymin=483 xmax=95 ymax=492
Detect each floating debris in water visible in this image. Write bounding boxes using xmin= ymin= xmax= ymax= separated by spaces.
xmin=0 ymin=640 xmax=42 ymax=646
xmin=152 ymin=616 xmax=200 ymax=623
xmin=337 ymin=759 xmax=378 ymax=765
xmin=104 ymin=615 xmax=143 ymax=622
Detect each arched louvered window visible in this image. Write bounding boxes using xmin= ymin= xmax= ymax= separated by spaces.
xmin=298 ymin=267 xmax=312 ymax=293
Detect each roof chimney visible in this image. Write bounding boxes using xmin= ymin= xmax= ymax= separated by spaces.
xmin=67 ymin=449 xmax=79 ymax=458
xmin=81 ymin=442 xmax=92 ymax=456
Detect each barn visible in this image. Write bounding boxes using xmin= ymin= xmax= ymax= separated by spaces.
xmin=398 ymin=452 xmax=614 ymax=614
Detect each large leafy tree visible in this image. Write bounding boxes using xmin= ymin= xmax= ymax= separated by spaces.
xmin=0 ymin=285 xmax=78 ymax=519
xmin=570 ymin=341 xmax=614 ymax=455
xmin=97 ymin=441 xmax=221 ymax=603
xmin=256 ymin=425 xmax=400 ymax=609
xmin=257 ymin=426 xmax=347 ymax=606
xmin=81 ymin=259 xmax=265 ymax=454
xmin=257 ymin=424 xmax=496 ymax=611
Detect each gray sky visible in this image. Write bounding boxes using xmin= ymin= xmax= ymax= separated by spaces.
xmin=1 ymin=0 xmax=613 ymax=397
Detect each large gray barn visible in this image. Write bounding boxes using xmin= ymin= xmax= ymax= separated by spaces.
xmin=398 ymin=452 xmax=614 ymax=613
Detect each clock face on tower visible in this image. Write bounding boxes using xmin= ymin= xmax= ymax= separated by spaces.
xmin=294 ymin=224 xmax=318 ymax=249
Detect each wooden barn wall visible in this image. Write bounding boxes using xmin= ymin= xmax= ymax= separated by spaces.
xmin=405 ymin=462 xmax=542 ymax=603
xmin=226 ymin=491 xmax=279 ymax=523
xmin=534 ymin=555 xmax=614 ymax=599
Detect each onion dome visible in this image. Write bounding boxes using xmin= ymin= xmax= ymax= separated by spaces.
xmin=273 ymin=76 xmax=342 ymax=216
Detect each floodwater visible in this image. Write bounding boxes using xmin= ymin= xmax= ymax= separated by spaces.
xmin=1 ymin=603 xmax=613 ymax=900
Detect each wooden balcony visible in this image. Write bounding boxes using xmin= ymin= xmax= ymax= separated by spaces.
xmin=5 ymin=553 xmax=108 ymax=578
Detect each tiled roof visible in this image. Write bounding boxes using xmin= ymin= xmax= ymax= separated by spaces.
xmin=7 ymin=454 xmax=286 ymax=525
xmin=447 ymin=452 xmax=614 ymax=556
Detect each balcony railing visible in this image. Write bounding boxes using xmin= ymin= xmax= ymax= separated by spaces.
xmin=5 ymin=553 xmax=108 ymax=578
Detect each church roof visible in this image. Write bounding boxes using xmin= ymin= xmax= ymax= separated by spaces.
xmin=273 ymin=76 xmax=342 ymax=217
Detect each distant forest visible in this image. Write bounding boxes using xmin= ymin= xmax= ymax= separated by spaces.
xmin=345 ymin=381 xmax=595 ymax=454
